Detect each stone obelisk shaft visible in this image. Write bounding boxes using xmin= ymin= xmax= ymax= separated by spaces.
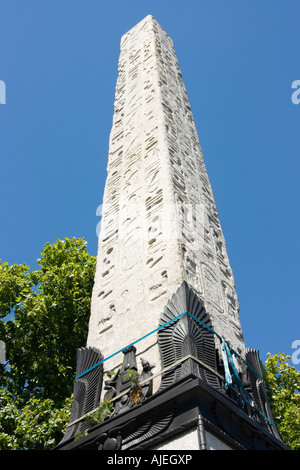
xmin=87 ymin=16 xmax=244 ymax=376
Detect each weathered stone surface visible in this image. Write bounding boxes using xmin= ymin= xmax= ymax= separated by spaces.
xmin=87 ymin=15 xmax=245 ymax=385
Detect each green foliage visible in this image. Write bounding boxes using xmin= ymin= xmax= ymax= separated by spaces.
xmin=263 ymin=352 xmax=300 ymax=450
xmin=123 ymin=369 xmax=139 ymax=386
xmin=0 ymin=389 xmax=72 ymax=450
xmin=0 ymin=237 xmax=96 ymax=449
xmin=84 ymin=399 xmax=113 ymax=426
xmin=123 ymin=369 xmax=143 ymax=404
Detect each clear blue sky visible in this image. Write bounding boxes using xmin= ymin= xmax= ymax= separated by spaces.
xmin=1 ymin=0 xmax=299 ymax=369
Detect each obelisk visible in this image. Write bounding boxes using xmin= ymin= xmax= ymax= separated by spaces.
xmin=87 ymin=15 xmax=244 ymax=382
xmin=56 ymin=15 xmax=287 ymax=451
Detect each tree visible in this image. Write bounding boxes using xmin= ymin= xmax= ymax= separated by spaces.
xmin=0 ymin=237 xmax=96 ymax=449
xmin=0 ymin=388 xmax=72 ymax=450
xmin=263 ymin=352 xmax=300 ymax=450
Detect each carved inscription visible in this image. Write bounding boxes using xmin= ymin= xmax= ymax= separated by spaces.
xmin=88 ymin=16 xmax=245 ymax=368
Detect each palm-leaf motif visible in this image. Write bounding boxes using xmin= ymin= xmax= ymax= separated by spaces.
xmin=59 ymin=346 xmax=104 ymax=443
xmin=158 ymin=281 xmax=221 ymax=392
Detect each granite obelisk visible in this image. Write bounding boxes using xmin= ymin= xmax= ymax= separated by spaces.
xmin=56 ymin=15 xmax=287 ymax=451
xmin=87 ymin=15 xmax=244 ymax=375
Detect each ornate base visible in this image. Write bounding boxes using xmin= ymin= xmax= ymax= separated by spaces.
xmin=54 ymin=372 xmax=288 ymax=451
xmin=54 ymin=283 xmax=288 ymax=451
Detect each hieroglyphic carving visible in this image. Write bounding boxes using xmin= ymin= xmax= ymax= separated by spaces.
xmin=152 ymin=19 xmax=244 ymax=353
xmin=88 ymin=16 xmax=245 ymax=378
